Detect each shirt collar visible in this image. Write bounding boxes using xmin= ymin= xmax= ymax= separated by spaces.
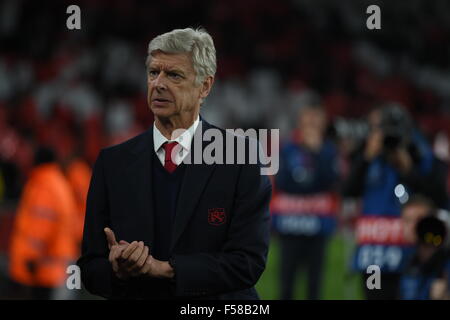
xmin=153 ymin=115 xmax=200 ymax=153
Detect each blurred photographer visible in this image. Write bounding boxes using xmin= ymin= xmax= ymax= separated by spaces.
xmin=346 ymin=105 xmax=447 ymax=208
xmin=344 ymin=104 xmax=448 ymax=299
xmin=400 ymin=216 xmax=449 ymax=300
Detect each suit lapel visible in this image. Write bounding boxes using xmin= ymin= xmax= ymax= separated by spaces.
xmin=170 ymin=120 xmax=216 ymax=251
xmin=125 ymin=128 xmax=155 ymax=245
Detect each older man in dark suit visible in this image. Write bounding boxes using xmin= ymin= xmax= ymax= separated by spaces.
xmin=77 ymin=28 xmax=272 ymax=299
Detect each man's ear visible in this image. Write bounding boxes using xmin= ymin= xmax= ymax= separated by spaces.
xmin=200 ymin=76 xmax=214 ymax=100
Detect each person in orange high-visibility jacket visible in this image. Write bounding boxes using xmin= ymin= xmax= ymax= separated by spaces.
xmin=65 ymin=158 xmax=92 ymax=246
xmin=9 ymin=147 xmax=78 ymax=294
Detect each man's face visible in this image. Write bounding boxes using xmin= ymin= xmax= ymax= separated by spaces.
xmin=297 ymin=108 xmax=326 ymax=148
xmin=299 ymin=108 xmax=326 ymax=133
xmin=147 ymin=51 xmax=211 ymax=120
xmin=402 ymin=204 xmax=430 ymax=243
xmin=368 ymin=109 xmax=382 ymax=131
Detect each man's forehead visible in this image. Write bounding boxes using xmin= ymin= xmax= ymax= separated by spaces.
xmin=149 ymin=51 xmax=193 ymax=70
xmin=300 ymin=108 xmax=325 ymax=118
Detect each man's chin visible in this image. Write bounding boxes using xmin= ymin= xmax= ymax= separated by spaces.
xmin=150 ymin=106 xmax=174 ymax=118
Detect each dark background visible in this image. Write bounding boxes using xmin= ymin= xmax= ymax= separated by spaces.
xmin=0 ymin=0 xmax=449 ymax=299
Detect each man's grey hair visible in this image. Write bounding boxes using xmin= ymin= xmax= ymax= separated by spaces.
xmin=146 ymin=27 xmax=217 ymax=86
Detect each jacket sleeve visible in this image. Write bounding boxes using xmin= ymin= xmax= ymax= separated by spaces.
xmin=76 ymin=150 xmax=129 ymax=299
xmin=342 ymin=155 xmax=370 ymax=198
xmin=170 ymin=162 xmax=272 ymax=297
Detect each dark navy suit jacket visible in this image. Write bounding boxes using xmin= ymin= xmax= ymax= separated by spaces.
xmin=77 ymin=120 xmax=272 ymax=299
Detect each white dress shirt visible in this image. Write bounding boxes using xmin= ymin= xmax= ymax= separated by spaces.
xmin=153 ymin=116 xmax=200 ymax=166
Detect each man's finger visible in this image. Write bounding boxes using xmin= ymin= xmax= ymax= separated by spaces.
xmin=121 ymin=241 xmax=139 ymax=260
xmin=129 ymin=245 xmax=149 ymax=273
xmin=124 ymin=242 xmax=144 ymax=268
xmin=112 ymin=244 xmax=126 ymax=261
xmin=136 ymin=245 xmax=149 ymax=268
xmin=104 ymin=227 xmax=118 ymax=249
xmin=109 ymin=245 xmax=123 ymax=272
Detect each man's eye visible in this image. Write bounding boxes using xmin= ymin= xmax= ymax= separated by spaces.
xmin=168 ymin=72 xmax=182 ymax=79
xmin=149 ymin=70 xmax=159 ymax=77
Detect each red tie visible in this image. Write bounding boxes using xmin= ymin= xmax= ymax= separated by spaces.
xmin=163 ymin=142 xmax=178 ymax=173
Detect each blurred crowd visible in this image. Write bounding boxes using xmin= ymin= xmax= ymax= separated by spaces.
xmin=0 ymin=0 xmax=450 ymax=299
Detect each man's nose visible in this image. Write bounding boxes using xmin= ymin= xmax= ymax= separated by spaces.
xmin=153 ymin=73 xmax=167 ymax=91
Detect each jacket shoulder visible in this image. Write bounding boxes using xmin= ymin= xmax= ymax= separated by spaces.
xmin=99 ymin=129 xmax=151 ymax=160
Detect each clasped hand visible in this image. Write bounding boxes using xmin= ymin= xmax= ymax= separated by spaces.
xmin=104 ymin=227 xmax=171 ymax=280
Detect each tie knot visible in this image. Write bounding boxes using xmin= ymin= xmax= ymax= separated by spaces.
xmin=163 ymin=141 xmax=179 ymax=162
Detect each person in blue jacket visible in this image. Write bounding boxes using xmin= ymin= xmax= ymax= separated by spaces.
xmin=343 ymin=104 xmax=448 ymax=299
xmin=273 ymin=101 xmax=340 ymax=300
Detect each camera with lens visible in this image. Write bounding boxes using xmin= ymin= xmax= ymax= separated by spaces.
xmin=329 ymin=104 xmax=415 ymax=156
xmin=379 ymin=104 xmax=413 ymax=153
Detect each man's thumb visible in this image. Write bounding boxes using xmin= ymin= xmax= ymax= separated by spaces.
xmin=104 ymin=227 xmax=117 ymax=248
